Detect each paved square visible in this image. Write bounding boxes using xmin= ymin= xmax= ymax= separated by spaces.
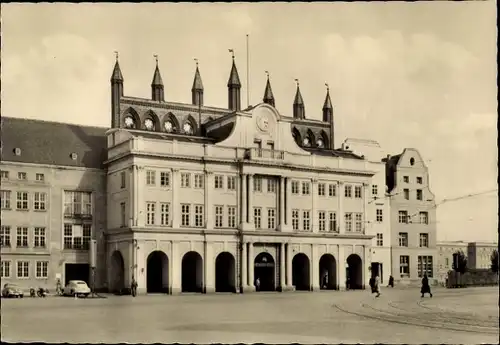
xmin=1 ymin=287 xmax=498 ymax=344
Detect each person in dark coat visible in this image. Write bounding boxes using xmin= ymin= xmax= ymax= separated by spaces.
xmin=421 ymin=274 xmax=433 ymax=298
xmin=369 ymin=277 xmax=375 ymax=293
xmin=131 ymin=276 xmax=138 ymax=297
xmin=388 ymin=275 xmax=394 ymax=288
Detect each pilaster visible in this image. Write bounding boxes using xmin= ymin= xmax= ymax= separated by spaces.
xmin=286 ymin=243 xmax=293 ymax=289
xmin=129 ymin=165 xmax=136 ymax=227
xmin=172 ymin=169 xmax=180 ymax=229
xmin=311 ymin=178 xmax=318 ymax=233
xmin=205 ymin=171 xmax=214 ymax=229
xmin=338 ymin=181 xmax=345 ymax=234
xmin=171 ymin=241 xmax=181 ymax=294
xmin=363 ymin=245 xmax=370 ymax=290
xmin=338 ymin=245 xmax=346 ymax=290
xmin=285 ymin=177 xmax=292 ymax=227
xmin=279 ymin=177 xmax=285 ymax=227
xmin=248 ymin=174 xmax=254 ymax=225
xmin=241 ymin=174 xmax=247 ymax=226
xmin=280 ymin=243 xmax=286 ymax=290
xmin=136 ymin=166 xmax=145 ymax=227
xmin=241 ymin=242 xmax=248 ymax=292
xmin=311 ymin=244 xmax=319 ymax=291
xmin=247 ymin=242 xmax=255 ymax=291
xmin=362 ymin=182 xmax=369 ymax=235
xmin=205 ymin=240 xmax=215 ymax=293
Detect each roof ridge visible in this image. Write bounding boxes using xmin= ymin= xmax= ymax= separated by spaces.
xmin=1 ymin=116 xmax=109 ymax=130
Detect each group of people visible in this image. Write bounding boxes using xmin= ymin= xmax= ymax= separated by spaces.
xmin=369 ymin=274 xmax=433 ymax=298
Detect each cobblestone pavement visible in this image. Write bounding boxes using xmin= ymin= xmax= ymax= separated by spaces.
xmin=1 ymin=287 xmax=498 ymax=344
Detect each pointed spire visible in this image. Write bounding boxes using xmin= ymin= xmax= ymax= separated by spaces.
xmin=151 ymin=55 xmax=164 ymax=102
xmin=227 ymin=49 xmax=241 ymax=111
xmin=323 ymin=83 xmax=333 ymax=111
xmin=227 ymin=49 xmax=241 ymax=87
xmin=111 ymin=51 xmax=124 ymax=129
xmin=110 ymin=51 xmax=123 ymax=82
xmin=293 ymin=79 xmax=305 ymax=119
xmin=192 ymin=58 xmax=204 ymax=106
xmin=293 ymin=79 xmax=304 ymax=106
xmin=151 ymin=55 xmax=163 ymax=86
xmin=263 ymin=71 xmax=275 ymax=107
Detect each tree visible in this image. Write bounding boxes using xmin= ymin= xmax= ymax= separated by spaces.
xmin=491 ymin=249 xmax=499 ymax=274
xmin=452 ymin=250 xmax=468 ymax=274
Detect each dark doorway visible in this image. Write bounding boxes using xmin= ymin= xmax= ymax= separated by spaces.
xmin=64 ymin=263 xmax=89 ymax=286
xmin=147 ymin=251 xmax=169 ymax=293
xmin=319 ymin=254 xmax=337 ymax=290
xmin=215 ymin=252 xmax=236 ymax=292
xmin=182 ymin=251 xmax=203 ymax=293
xmin=254 ymin=252 xmax=275 ymax=291
xmin=346 ymin=254 xmax=363 ymax=290
xmin=110 ymin=251 xmax=125 ymax=293
xmin=292 ymin=253 xmax=311 ymax=291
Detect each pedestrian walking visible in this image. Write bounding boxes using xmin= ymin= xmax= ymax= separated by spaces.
xmin=131 ymin=276 xmax=138 ymax=297
xmin=255 ymin=277 xmax=261 ymax=291
xmin=387 ymin=275 xmax=394 ymax=288
xmin=322 ymin=274 xmax=328 ymax=289
xmin=420 ymin=274 xmax=433 ymax=298
xmin=369 ymin=276 xmax=375 ymax=293
xmin=373 ymin=275 xmax=381 ymax=297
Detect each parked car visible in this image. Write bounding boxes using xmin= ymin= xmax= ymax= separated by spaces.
xmin=63 ymin=280 xmax=91 ymax=298
xmin=2 ymin=283 xmax=24 ymax=298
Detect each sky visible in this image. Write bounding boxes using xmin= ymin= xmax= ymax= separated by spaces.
xmin=2 ymin=2 xmax=497 ymax=243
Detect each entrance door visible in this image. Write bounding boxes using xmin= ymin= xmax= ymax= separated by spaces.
xmin=64 ymin=263 xmax=90 ymax=285
xmin=254 ymin=252 xmax=275 ymax=291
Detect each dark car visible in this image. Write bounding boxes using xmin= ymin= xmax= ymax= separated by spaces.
xmin=2 ymin=283 xmax=24 ymax=298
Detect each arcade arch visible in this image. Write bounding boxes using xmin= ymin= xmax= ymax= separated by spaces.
xmin=319 ymin=254 xmax=337 ymax=290
xmin=182 ymin=251 xmax=203 ymax=293
xmin=110 ymin=251 xmax=125 ymax=294
xmin=292 ymin=253 xmax=311 ymax=291
xmin=254 ymin=252 xmax=275 ymax=291
xmin=346 ymin=254 xmax=363 ymax=290
xmin=146 ymin=251 xmax=169 ymax=293
xmin=215 ymin=252 xmax=236 ymax=293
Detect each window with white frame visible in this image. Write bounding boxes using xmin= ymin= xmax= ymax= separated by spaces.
xmin=398 ymin=232 xmax=408 ymax=247
xmin=64 ymin=191 xmax=92 ymax=216
xmin=416 ymin=189 xmax=423 ymax=201
xmin=227 ymin=176 xmax=236 ymax=191
xmin=120 ymin=202 xmax=126 ymax=227
xmin=160 ymin=171 xmax=170 ymax=187
xmin=146 ymin=170 xmax=156 ymax=185
xmin=1 ymin=190 xmax=11 ymax=209
xmin=160 ymin=203 xmax=170 ymax=226
xmin=291 ymin=181 xmax=300 ymax=194
xmin=328 ymin=184 xmax=336 ymax=197
xmin=0 ymin=170 xmax=9 ymax=179
xmin=344 ymin=185 xmax=352 ymax=198
xmin=18 ymin=172 xmax=27 ymax=180
xmin=292 ymin=209 xmax=299 ymax=230
xmin=253 ymin=177 xmax=262 ymax=192
xmin=0 ymin=226 xmax=11 ymax=247
xmin=34 ymin=192 xmax=47 ymax=211
xmin=16 ymin=191 xmax=28 ymax=210
xmin=318 ymin=183 xmax=325 ymax=196
xmin=194 ymin=174 xmax=204 ymax=189
xmin=16 ymin=227 xmax=28 ymax=247
xmin=355 ymin=213 xmax=363 ymax=232
xmin=354 ymin=186 xmax=362 ymax=198
xmin=345 ymin=213 xmax=352 ymax=232
xmin=181 ymin=204 xmax=190 ymax=226
xmin=194 ymin=205 xmax=204 ymax=227
xmin=36 ymin=173 xmax=45 ymax=182
xmin=302 ymin=210 xmax=311 ymax=231
xmin=418 ymin=256 xmax=433 ymax=278
xmin=419 ymin=211 xmax=429 ymax=224
xmin=215 ymin=175 xmax=224 ymax=189
xmin=34 ymin=227 xmax=46 ymax=248
xmin=181 ymin=173 xmax=191 ymax=188
xmin=399 ymin=255 xmax=410 ymax=277
xmin=146 ymin=202 xmax=155 ymax=225
xmin=17 ymin=261 xmax=29 ymax=278
xmin=416 ymin=177 xmax=423 ymax=184
xmin=376 ymin=209 xmax=383 ymax=222
xmin=1 ymin=260 xmax=11 ymax=278
xmin=328 ymin=212 xmax=337 ymax=232
xmin=267 ymin=179 xmax=277 ymax=193
xmin=302 ymin=182 xmax=310 ymax=195
xmin=120 ymin=171 xmax=126 ymax=189
xmin=403 ymin=189 xmax=409 ymax=200
xmin=36 ymin=261 xmax=48 ymax=278
xmin=318 ymin=211 xmax=326 ymax=231
xmin=268 ymin=208 xmax=276 ymax=229
xmin=63 ymin=224 xmax=91 ymax=250
xmin=254 ymin=207 xmax=262 ymax=229
xmin=227 ymin=206 xmax=237 ymax=228
xmin=419 ymin=233 xmax=429 ymax=247
xmin=372 ymin=185 xmax=378 ymax=196
xmin=376 ymin=233 xmax=383 ymax=246
xmin=398 ymin=210 xmax=408 ymax=224
xmin=215 ymin=206 xmax=223 ymax=228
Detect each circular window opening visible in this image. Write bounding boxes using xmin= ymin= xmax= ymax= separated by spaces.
xmin=410 ymin=157 xmax=415 ymax=166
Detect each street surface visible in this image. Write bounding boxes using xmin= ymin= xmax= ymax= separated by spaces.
xmin=1 ymin=286 xmax=498 ymax=344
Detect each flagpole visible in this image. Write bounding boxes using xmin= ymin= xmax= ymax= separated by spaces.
xmin=246 ymin=34 xmax=250 ymax=108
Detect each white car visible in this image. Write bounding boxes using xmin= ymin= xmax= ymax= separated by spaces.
xmin=63 ymin=280 xmax=91 ymax=297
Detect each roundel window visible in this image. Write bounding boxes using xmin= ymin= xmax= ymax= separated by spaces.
xmin=183 ymin=122 xmax=193 ymax=135
xmin=164 ymin=121 xmax=174 ymax=133
xmin=144 ymin=118 xmax=154 ymax=131
xmin=316 ymin=138 xmax=324 ymax=148
xmin=303 ymin=137 xmax=311 ymax=147
xmin=124 ymin=116 xmax=135 ymax=128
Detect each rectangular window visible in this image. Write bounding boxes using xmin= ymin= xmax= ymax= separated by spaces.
xmin=301 ymin=182 xmax=310 ymax=195
xmin=227 ymin=206 xmax=237 ymax=228
xmin=267 ymin=208 xmax=276 ymax=229
xmin=328 ymin=212 xmax=337 ymax=232
xmin=398 ymin=210 xmax=408 ymax=224
xmin=418 ymin=256 xmax=433 ymax=278
xmin=227 ymin=176 xmax=236 ymax=191
xmin=120 ymin=202 xmax=126 ymax=227
xmin=34 ymin=192 xmax=47 ymax=211
xmin=194 ymin=174 xmax=204 ymax=189
xmin=403 ymin=189 xmax=409 ymax=200
xmin=63 ymin=191 xmax=92 ymax=216
xmin=18 ymin=172 xmax=27 ymax=180
xmin=36 ymin=261 xmax=48 ymax=278
xmin=16 ymin=227 xmax=28 ymax=248
xmin=181 ymin=204 xmax=191 ymax=227
xmin=419 ymin=212 xmax=429 ymax=225
xmin=194 ymin=205 xmax=204 ymax=227
xmin=146 ymin=202 xmax=155 ymax=225
xmin=0 ymin=261 xmax=11 ymax=278
xmin=403 ymin=176 xmax=409 ymax=183
xmin=416 ymin=177 xmax=423 ymax=184
xmin=17 ymin=261 xmax=29 ymax=278
xmin=344 ymin=185 xmax=352 ymax=198
xmin=120 ymin=171 xmax=126 ymax=189
xmin=355 ymin=213 xmax=363 ymax=232
xmin=318 ymin=211 xmax=326 ymax=231
xmin=16 ymin=191 xmax=29 ymax=210
xmin=376 ymin=209 xmax=383 ymax=222
xmin=63 ymin=224 xmax=72 ymax=249
xmin=328 ymin=184 xmax=336 ymax=197
xmin=416 ymin=189 xmax=423 ymax=201
xmin=34 ymin=227 xmax=46 ymax=248
xmin=419 ymin=233 xmax=429 ymax=248
xmin=36 ymin=173 xmax=45 ymax=182
xmin=146 ymin=170 xmax=156 ymax=186
xmin=215 ymin=175 xmax=224 ymax=189
xmin=82 ymin=224 xmax=91 ymax=250
xmin=354 ymin=186 xmax=362 ymax=198
xmin=253 ymin=177 xmax=262 ymax=192
xmin=254 ymin=208 xmax=262 ymax=229
xmin=160 ymin=203 xmax=170 ymax=226
xmin=267 ymin=179 xmax=277 ymax=193
xmin=0 ymin=170 xmax=9 ymax=179
xmin=399 ymin=255 xmax=410 ymax=277
xmin=376 ymin=233 xmax=383 ymax=246
xmin=302 ymin=210 xmax=311 ymax=231
xmin=345 ymin=213 xmax=352 ymax=232
xmin=372 ymin=185 xmax=378 ymax=196
xmin=291 ymin=181 xmax=300 ymax=195
xmin=1 ymin=190 xmax=11 ymax=209
xmin=318 ymin=183 xmax=326 ymax=196
xmin=181 ymin=173 xmax=191 ymax=188
xmin=0 ymin=226 xmax=11 ymax=247
xmin=292 ymin=209 xmax=299 ymax=231
xmin=160 ymin=171 xmax=170 ymax=187
xmin=215 ymin=205 xmax=223 ymax=228
xmin=398 ymin=232 xmax=408 ymax=247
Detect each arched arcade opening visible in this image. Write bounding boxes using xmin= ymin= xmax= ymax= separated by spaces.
xmin=215 ymin=252 xmax=236 ymax=293
xmin=319 ymin=254 xmax=337 ymax=290
xmin=292 ymin=253 xmax=311 ymax=291
xmin=110 ymin=251 xmax=125 ymax=294
xmin=147 ymin=251 xmax=169 ymax=293
xmin=254 ymin=252 xmax=275 ymax=291
xmin=346 ymin=254 xmax=363 ymax=290
xmin=182 ymin=251 xmax=203 ymax=293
